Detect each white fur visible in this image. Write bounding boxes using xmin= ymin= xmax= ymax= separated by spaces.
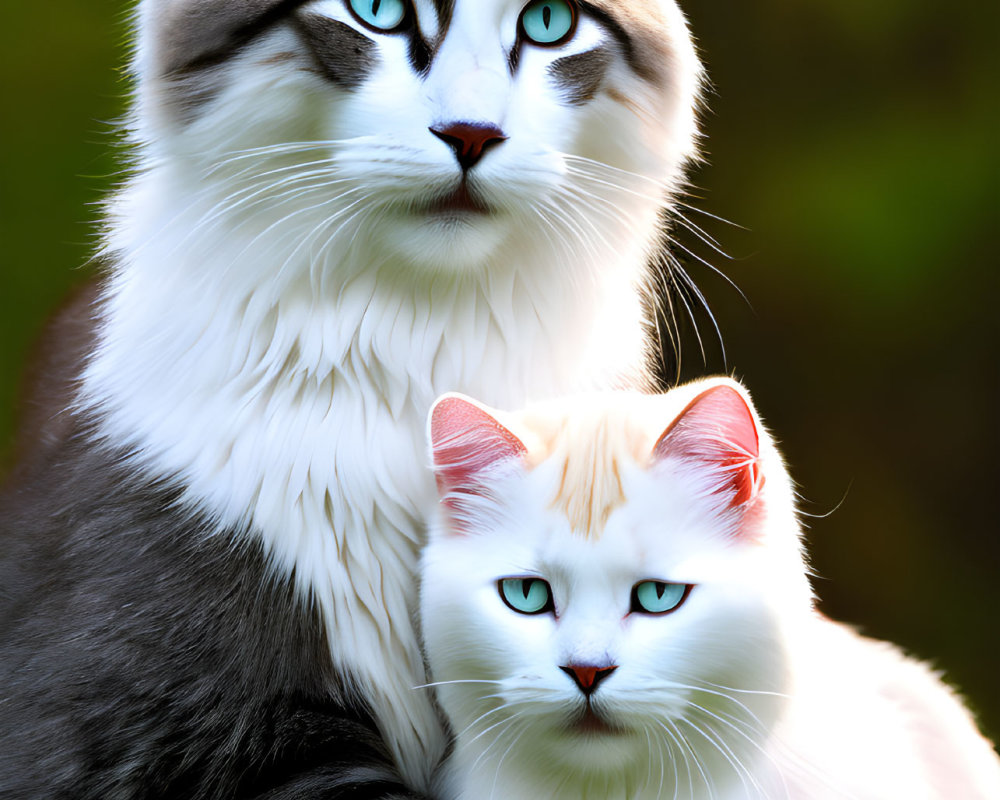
xmin=80 ymin=0 xmax=702 ymax=791
xmin=421 ymin=382 xmax=1000 ymax=799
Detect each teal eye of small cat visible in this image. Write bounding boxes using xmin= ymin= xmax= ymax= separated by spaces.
xmin=499 ymin=578 xmax=554 ymax=615
xmin=631 ymin=581 xmax=692 ymax=615
xmin=519 ymin=0 xmax=577 ymax=46
xmin=348 ymin=0 xmax=407 ymax=31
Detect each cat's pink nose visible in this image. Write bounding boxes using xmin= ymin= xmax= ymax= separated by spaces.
xmin=430 ymin=122 xmax=508 ymax=171
xmin=560 ymin=663 xmax=618 ymax=696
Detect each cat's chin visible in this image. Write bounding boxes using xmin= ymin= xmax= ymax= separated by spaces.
xmin=526 ymin=711 xmax=641 ymax=769
xmin=545 ymin=731 xmax=641 ymax=772
xmin=374 ymin=202 xmax=514 ymax=273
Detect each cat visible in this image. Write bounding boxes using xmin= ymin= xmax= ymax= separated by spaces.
xmin=0 ymin=0 xmax=703 ymax=797
xmin=422 ymin=379 xmax=1000 ymax=799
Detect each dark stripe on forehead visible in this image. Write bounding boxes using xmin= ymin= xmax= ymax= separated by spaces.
xmin=549 ymin=47 xmax=612 ymax=106
xmin=158 ymin=0 xmax=312 ymax=75
xmin=294 ymin=13 xmax=378 ymax=89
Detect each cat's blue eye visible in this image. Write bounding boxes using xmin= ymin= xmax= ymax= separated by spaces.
xmin=499 ymin=578 xmax=554 ymax=615
xmin=519 ymin=0 xmax=577 ymax=46
xmin=348 ymin=0 xmax=407 ymax=31
xmin=631 ymin=581 xmax=691 ymax=615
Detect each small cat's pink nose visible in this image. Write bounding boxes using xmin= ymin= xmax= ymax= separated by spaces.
xmin=430 ymin=122 xmax=508 ymax=171
xmin=560 ymin=664 xmax=618 ymax=696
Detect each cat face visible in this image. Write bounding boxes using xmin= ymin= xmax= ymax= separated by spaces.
xmin=133 ymin=0 xmax=701 ymax=271
xmin=423 ymin=382 xmax=811 ymax=787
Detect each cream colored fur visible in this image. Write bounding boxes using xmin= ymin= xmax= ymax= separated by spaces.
xmin=422 ymin=380 xmax=1000 ymax=799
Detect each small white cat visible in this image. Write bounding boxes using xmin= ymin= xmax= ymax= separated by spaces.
xmin=422 ymin=379 xmax=1000 ymax=799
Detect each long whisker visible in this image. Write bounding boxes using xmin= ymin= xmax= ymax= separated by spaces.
xmin=489 ymin=721 xmax=527 ymax=800
xmin=674 ymin=199 xmax=748 ymax=230
xmin=684 ymin=715 xmax=767 ymax=799
xmin=411 ymin=679 xmax=504 ymax=690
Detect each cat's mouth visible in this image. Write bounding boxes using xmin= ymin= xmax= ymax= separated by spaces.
xmin=569 ymin=705 xmax=626 ymax=737
xmin=425 ymin=181 xmax=492 ymax=216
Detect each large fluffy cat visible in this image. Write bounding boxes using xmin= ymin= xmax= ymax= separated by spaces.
xmin=0 ymin=0 xmax=701 ymax=797
xmin=423 ymin=380 xmax=1000 ymax=799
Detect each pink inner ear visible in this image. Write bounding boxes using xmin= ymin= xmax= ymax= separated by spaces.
xmin=430 ymin=397 xmax=527 ymax=499
xmin=654 ymin=386 xmax=762 ymax=506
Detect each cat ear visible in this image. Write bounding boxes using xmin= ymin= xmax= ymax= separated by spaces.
xmin=653 ymin=383 xmax=763 ymax=507
xmin=428 ymin=394 xmax=527 ymax=524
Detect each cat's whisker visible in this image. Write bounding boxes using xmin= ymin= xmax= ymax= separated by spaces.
xmin=644 ymin=721 xmax=673 ymax=800
xmin=674 ymin=199 xmax=749 ymax=231
xmin=203 ymin=184 xmax=351 ymax=252
xmin=325 ymin=197 xmax=390 ymax=262
xmin=452 ymin=704 xmax=512 ymax=743
xmin=204 ymin=138 xmax=369 ymax=174
xmin=685 ymin=715 xmax=767 ymax=799
xmin=560 ymin=185 xmax=649 ymax=242
xmin=645 ymin=264 xmax=686 ymax=381
xmin=539 ymin=203 xmax=590 ymax=264
xmin=641 ymin=680 xmax=776 ymax=733
xmin=671 ymin=212 xmax=732 ymax=260
xmin=343 ymin=195 xmax=392 ymax=257
xmin=205 ymin=155 xmax=342 ymax=187
xmin=468 ymin=716 xmax=521 ymax=778
xmin=523 ymin=204 xmax=565 ymax=258
xmin=669 ymin=237 xmax=750 ymax=307
xmin=300 ymin=201 xmax=383 ymax=296
xmin=700 ymin=703 xmax=849 ymax=800
xmin=196 ymin=170 xmax=351 ymax=235
xmin=641 ymin=724 xmax=656 ymax=797
xmin=410 ymin=679 xmax=504 ymax=690
xmin=546 ymin=188 xmax=637 ymax=280
xmin=272 ymin=197 xmax=375 ymax=289
xmin=684 ymin=693 xmax=803 ymax=800
xmin=664 ymin=258 xmax=712 ymax=365
xmin=163 ymin=172 xmax=352 ymax=262
xmin=467 ymin=725 xmax=509 ymax=778
xmin=554 ymin=179 xmax=652 ymax=237
xmin=680 ymin=724 xmax=719 ymax=800
xmin=536 ymin=196 xmax=604 ymax=270
xmin=656 ymin=719 xmax=697 ymax=800
xmin=488 ymin=721 xmax=527 ymax=800
xmin=664 ymin=251 xmax=727 ymax=366
xmin=665 ymin=727 xmax=683 ymax=800
xmin=463 ymin=705 xmax=523 ymax=750
xmin=560 ymin=152 xmax=676 ymax=194
xmin=695 ymin=679 xmax=792 ymax=700
xmin=564 ymin=165 xmax=669 ymax=207
xmin=201 ymin=166 xmax=341 ymax=218
xmin=220 ymin=190 xmax=368 ymax=283
xmin=561 ymin=156 xmax=748 ymax=374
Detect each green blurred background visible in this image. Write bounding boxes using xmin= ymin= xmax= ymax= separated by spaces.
xmin=2 ymin=0 xmax=997 ymax=744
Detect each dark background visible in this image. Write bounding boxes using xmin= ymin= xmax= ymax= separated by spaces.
xmin=2 ymin=1 xmax=997 ymax=743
